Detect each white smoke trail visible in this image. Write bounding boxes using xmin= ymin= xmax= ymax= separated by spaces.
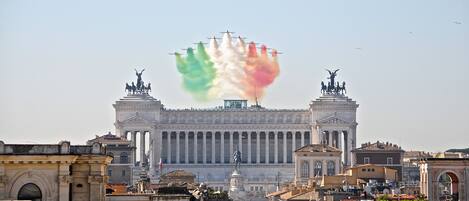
xmin=207 ymin=33 xmax=247 ymax=99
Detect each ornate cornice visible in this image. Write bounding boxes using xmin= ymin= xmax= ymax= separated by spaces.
xmin=157 ymin=123 xmax=311 ymax=131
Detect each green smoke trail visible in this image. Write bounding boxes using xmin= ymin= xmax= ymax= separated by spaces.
xmin=175 ymin=43 xmax=216 ymax=101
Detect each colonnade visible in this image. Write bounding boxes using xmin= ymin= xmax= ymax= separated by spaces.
xmin=161 ymin=131 xmax=312 ymax=165
xmin=123 ymin=130 xmax=149 ymax=166
xmin=317 ymin=128 xmax=353 ymax=166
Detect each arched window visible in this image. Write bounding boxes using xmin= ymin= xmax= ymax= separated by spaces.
xmin=18 ymin=183 xmax=42 ymax=201
xmin=327 ymin=161 xmax=335 ymax=176
xmin=314 ymin=161 xmax=323 ymax=176
xmin=301 ymin=161 xmax=309 ymax=178
xmin=438 ymin=172 xmax=459 ymax=200
xmin=120 ymin=152 xmax=128 ymax=164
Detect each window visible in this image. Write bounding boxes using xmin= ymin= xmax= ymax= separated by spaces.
xmin=17 ymin=183 xmax=42 ymax=201
xmin=122 ymin=170 xmax=126 ymax=176
xmin=362 ymin=168 xmax=366 ymax=172
xmin=314 ymin=161 xmax=323 ymax=176
xmin=327 ymin=161 xmax=335 ymax=176
xmin=120 ymin=152 xmax=129 ymax=164
xmin=108 ymin=169 xmax=112 ymax=176
xmin=301 ymin=161 xmax=310 ymax=178
xmin=387 ymin=157 xmax=393 ymax=164
xmin=364 ymin=157 xmax=370 ymax=164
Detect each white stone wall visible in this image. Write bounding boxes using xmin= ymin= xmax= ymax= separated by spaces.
xmin=310 ymin=95 xmax=358 ymax=166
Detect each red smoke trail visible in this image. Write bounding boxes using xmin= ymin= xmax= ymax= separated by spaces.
xmin=243 ymin=42 xmax=280 ymax=101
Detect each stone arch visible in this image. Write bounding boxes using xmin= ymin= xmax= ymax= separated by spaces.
xmin=8 ymin=170 xmax=54 ymax=200
xmin=435 ymin=170 xmax=462 ymax=201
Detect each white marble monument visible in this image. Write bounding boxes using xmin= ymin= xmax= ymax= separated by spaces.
xmin=113 ymin=69 xmax=358 ymax=191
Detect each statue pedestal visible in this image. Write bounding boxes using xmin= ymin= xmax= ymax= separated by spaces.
xmin=229 ymin=169 xmax=247 ymax=201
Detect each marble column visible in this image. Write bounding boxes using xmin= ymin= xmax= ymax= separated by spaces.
xmin=176 ymin=132 xmax=180 ymax=164
xmin=338 ymin=131 xmax=342 ymax=151
xmin=167 ymin=132 xmax=171 ymax=164
xmin=212 ymin=132 xmax=216 ymax=164
xmin=317 ymin=129 xmax=322 ymax=145
xmin=150 ymin=128 xmax=159 ymax=171
xmin=274 ymin=132 xmax=278 ymax=164
xmin=220 ymin=132 xmax=225 ymax=164
xmin=256 ymin=131 xmax=260 ymax=164
xmin=300 ymin=132 xmax=305 ymax=147
xmin=131 ymin=131 xmax=137 ymax=165
xmin=238 ymin=132 xmax=242 ymax=156
xmin=292 ymin=132 xmax=296 ymax=154
xmin=343 ymin=129 xmax=349 ymax=166
xmin=350 ymin=127 xmax=357 ymax=166
xmin=265 ymin=132 xmax=269 ymax=164
xmin=247 ymin=132 xmax=252 ymax=164
xmin=203 ymin=132 xmax=207 ymax=164
xmin=229 ymin=132 xmax=234 ymax=163
xmin=283 ymin=132 xmax=287 ymax=164
xmin=328 ymin=131 xmax=333 ymax=147
xmin=194 ymin=132 xmax=198 ymax=164
xmin=140 ymin=131 xmax=146 ymax=166
xmin=312 ymin=126 xmax=320 ymax=144
xmin=185 ymin=132 xmax=189 ymax=164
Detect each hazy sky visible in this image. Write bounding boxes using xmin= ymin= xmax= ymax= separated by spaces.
xmin=1 ymin=0 xmax=468 ymax=152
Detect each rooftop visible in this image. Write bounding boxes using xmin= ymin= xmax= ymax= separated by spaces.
xmin=425 ymin=158 xmax=469 ymax=161
xmin=295 ymin=144 xmax=341 ymax=153
xmin=0 ymin=141 xmax=107 ymax=155
xmin=353 ymin=141 xmax=404 ymax=152
xmin=87 ymin=132 xmax=130 ymax=145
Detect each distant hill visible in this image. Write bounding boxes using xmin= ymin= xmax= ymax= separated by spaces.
xmin=446 ymin=148 xmax=469 ymax=154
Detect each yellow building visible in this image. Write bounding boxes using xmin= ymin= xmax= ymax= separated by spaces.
xmin=320 ymin=164 xmax=397 ymax=189
xmin=0 ymin=140 xmax=112 ymax=201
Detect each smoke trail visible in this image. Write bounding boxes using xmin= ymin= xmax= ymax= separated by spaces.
xmin=243 ymin=43 xmax=280 ymax=100
xmin=174 ymin=32 xmax=280 ymax=102
xmin=175 ymin=45 xmax=216 ymax=101
xmin=208 ymin=33 xmax=247 ymax=99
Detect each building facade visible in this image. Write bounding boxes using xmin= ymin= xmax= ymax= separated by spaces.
xmin=113 ymin=70 xmax=358 ymax=191
xmin=401 ymin=151 xmax=431 ymax=194
xmin=293 ymin=144 xmax=341 ymax=185
xmin=420 ymin=158 xmax=469 ymax=201
xmin=87 ymin=132 xmax=134 ymax=185
xmin=0 ymin=140 xmax=112 ymax=201
xmin=351 ymin=141 xmax=404 ymax=180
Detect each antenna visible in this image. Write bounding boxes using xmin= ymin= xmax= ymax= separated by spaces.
xmin=255 ymin=84 xmax=259 ymax=107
